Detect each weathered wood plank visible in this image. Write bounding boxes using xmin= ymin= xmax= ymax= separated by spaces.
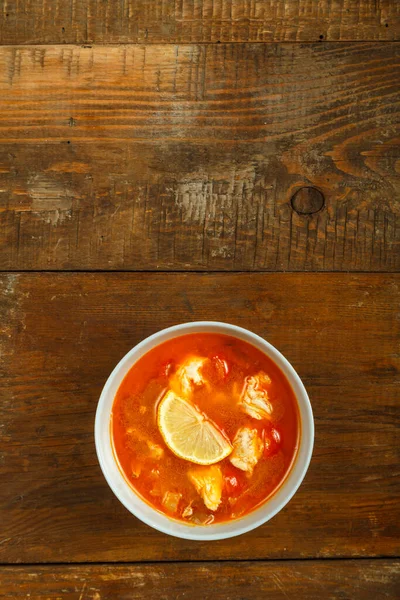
xmin=0 ymin=273 xmax=399 ymax=563
xmin=0 ymin=561 xmax=399 ymax=599
xmin=0 ymin=0 xmax=398 ymax=44
xmin=0 ymin=43 xmax=399 ymax=272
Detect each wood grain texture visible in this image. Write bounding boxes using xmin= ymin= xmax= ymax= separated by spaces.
xmin=0 ymin=43 xmax=399 ymax=272
xmin=0 ymin=272 xmax=399 ymax=563
xmin=0 ymin=561 xmax=399 ymax=599
xmin=0 ymin=0 xmax=399 ymax=44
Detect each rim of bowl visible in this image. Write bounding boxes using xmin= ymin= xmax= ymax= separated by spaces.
xmin=95 ymin=321 xmax=314 ymax=540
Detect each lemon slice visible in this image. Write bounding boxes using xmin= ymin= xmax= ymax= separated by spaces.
xmin=157 ymin=391 xmax=232 ymax=465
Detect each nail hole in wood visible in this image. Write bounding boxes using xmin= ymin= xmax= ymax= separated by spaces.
xmin=290 ymin=187 xmax=325 ymax=215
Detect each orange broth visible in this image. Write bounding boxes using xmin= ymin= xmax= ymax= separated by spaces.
xmin=112 ymin=333 xmax=300 ymax=525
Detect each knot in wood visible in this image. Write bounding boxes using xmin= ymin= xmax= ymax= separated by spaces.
xmin=290 ymin=187 xmax=325 ymax=215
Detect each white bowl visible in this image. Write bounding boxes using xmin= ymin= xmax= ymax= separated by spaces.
xmin=95 ymin=321 xmax=314 ymax=540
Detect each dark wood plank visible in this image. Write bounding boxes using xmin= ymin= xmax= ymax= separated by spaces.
xmin=0 ymin=561 xmax=399 ymax=599
xmin=0 ymin=43 xmax=399 ymax=272
xmin=0 ymin=273 xmax=399 ymax=563
xmin=0 ymin=0 xmax=398 ymax=44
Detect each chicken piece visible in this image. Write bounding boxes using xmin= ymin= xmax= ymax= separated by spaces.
xmin=174 ymin=356 xmax=207 ymax=396
xmin=229 ymin=427 xmax=264 ymax=475
xmin=188 ymin=465 xmax=223 ymax=511
xmin=127 ymin=428 xmax=164 ymax=460
xmin=161 ymin=491 xmax=182 ymax=514
xmin=146 ymin=440 xmax=164 ymax=460
xmin=239 ymin=372 xmax=273 ymax=420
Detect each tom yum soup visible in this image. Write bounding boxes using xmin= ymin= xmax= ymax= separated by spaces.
xmin=112 ymin=333 xmax=300 ymax=525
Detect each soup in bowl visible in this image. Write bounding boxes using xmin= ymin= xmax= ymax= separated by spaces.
xmin=95 ymin=322 xmax=314 ymax=540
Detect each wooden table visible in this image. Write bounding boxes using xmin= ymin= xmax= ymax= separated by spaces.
xmin=0 ymin=1 xmax=399 ymax=598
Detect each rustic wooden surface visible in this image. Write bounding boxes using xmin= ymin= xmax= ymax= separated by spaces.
xmin=0 ymin=0 xmax=399 ymax=44
xmin=1 ymin=43 xmax=399 ymax=271
xmin=0 ymin=561 xmax=399 ymax=599
xmin=0 ymin=273 xmax=399 ymax=563
xmin=1 ymin=0 xmax=399 ymax=596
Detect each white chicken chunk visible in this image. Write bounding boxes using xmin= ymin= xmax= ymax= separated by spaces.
xmin=188 ymin=465 xmax=223 ymax=511
xmin=239 ymin=372 xmax=273 ymax=420
xmin=229 ymin=427 xmax=264 ymax=475
xmin=174 ymin=356 xmax=207 ymax=396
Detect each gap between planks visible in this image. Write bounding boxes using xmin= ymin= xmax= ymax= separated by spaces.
xmin=0 ymin=41 xmax=399 ymax=46
xmin=0 ymin=270 xmax=397 ymax=274
xmin=0 ymin=557 xmax=399 ymax=567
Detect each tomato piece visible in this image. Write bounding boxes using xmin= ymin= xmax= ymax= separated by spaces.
xmin=224 ymin=475 xmax=239 ymax=494
xmin=223 ymin=465 xmax=246 ymax=495
xmin=160 ymin=360 xmax=174 ymax=378
xmin=212 ymin=355 xmax=230 ymax=379
xmin=263 ymin=427 xmax=281 ymax=457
